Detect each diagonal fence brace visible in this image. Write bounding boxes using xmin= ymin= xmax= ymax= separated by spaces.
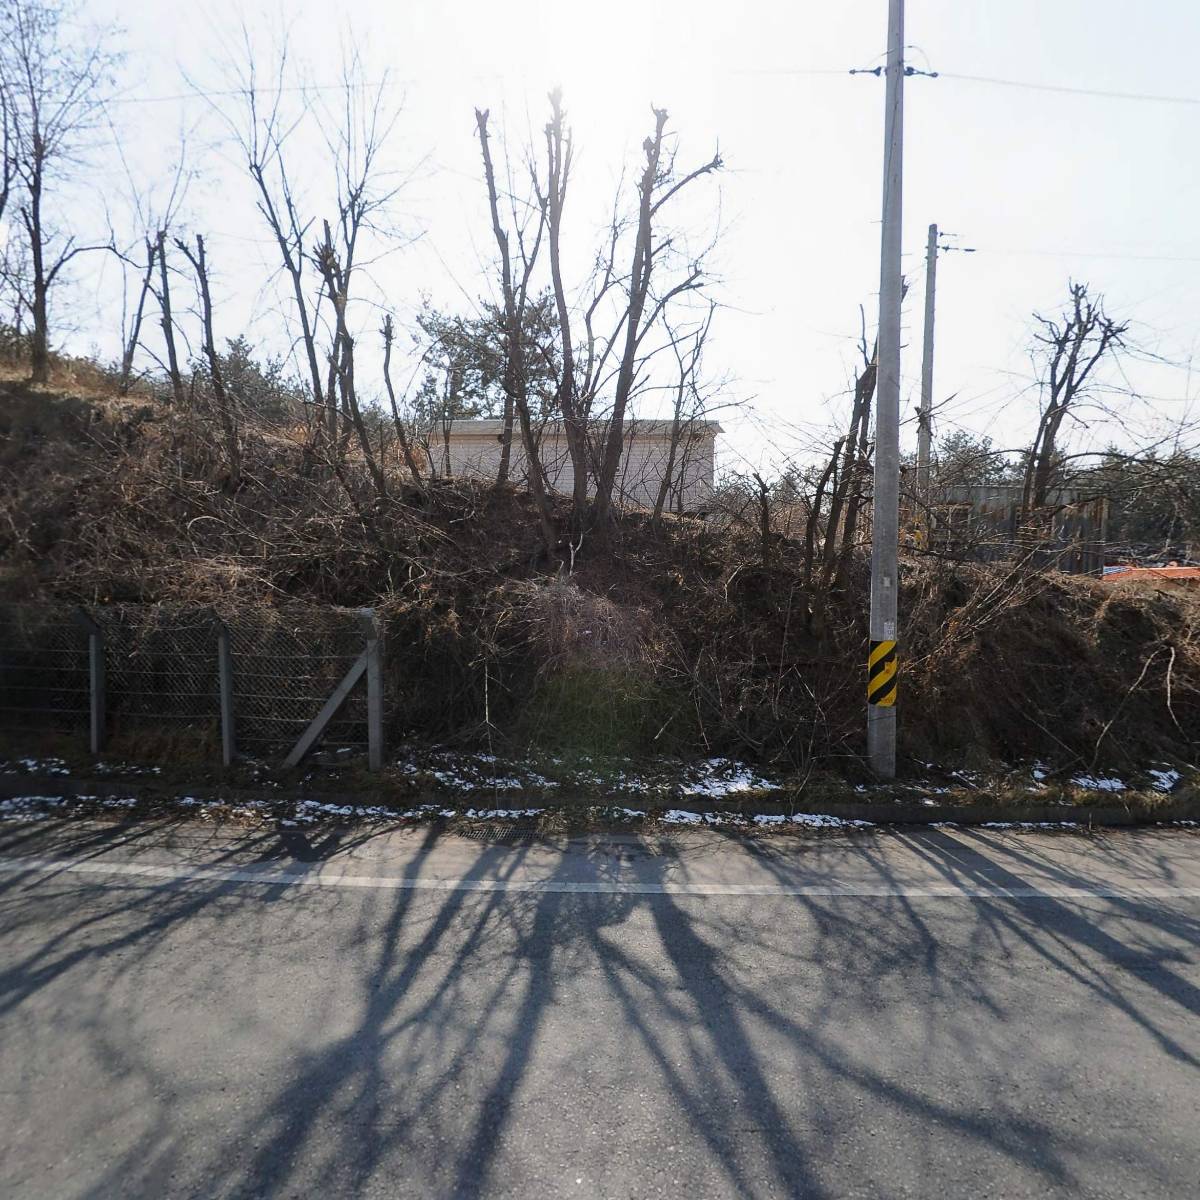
xmin=283 ymin=651 xmax=368 ymax=769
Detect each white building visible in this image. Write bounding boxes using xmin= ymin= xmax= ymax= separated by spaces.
xmin=424 ymin=419 xmax=722 ymax=512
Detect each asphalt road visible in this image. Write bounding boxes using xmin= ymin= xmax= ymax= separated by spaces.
xmin=1 ymin=817 xmax=1198 ymax=1199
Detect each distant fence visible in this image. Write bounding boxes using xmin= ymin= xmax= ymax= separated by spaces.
xmin=0 ymin=604 xmax=383 ymax=769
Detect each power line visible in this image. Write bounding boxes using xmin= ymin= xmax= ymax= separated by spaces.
xmin=106 ymin=66 xmax=848 ymax=107
xmin=100 ymin=65 xmax=1200 ymax=110
xmin=766 ymin=63 xmax=1200 ymax=107
xmin=937 ymin=71 xmax=1200 ymax=107
xmin=727 ymin=67 xmax=854 ymax=78
xmin=104 ymin=73 xmax=504 ymax=107
xmin=975 ymin=246 xmax=1200 ymax=264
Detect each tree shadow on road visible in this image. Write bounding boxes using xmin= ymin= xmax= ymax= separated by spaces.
xmin=2 ymin=823 xmax=1198 ymax=1198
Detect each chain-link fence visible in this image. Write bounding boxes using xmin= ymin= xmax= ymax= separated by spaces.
xmin=225 ymin=608 xmax=371 ymax=756
xmin=0 ymin=606 xmax=91 ymax=737
xmin=0 ymin=603 xmax=381 ymax=765
xmin=99 ymin=606 xmax=222 ymax=738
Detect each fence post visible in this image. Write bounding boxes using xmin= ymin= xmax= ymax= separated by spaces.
xmin=360 ymin=608 xmax=384 ymax=772
xmin=73 ymin=608 xmax=105 ymax=755
xmin=216 ymin=620 xmax=236 ymax=767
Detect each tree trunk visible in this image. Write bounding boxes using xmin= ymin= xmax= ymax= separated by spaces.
xmin=476 ymin=107 xmax=556 ymax=551
xmin=545 ymin=93 xmax=589 ymax=522
xmin=285 ymin=254 xmax=328 ymax=443
xmin=177 ymin=235 xmax=241 ymax=489
xmin=315 ymin=222 xmax=387 ymax=502
xmin=804 ymin=439 xmax=842 ymax=593
xmin=592 ymin=111 xmax=668 ymax=529
xmin=382 ymin=314 xmax=423 ymax=483
xmin=754 ymin=473 xmax=772 ymax=567
xmin=156 ymin=231 xmax=185 ymax=405
xmin=496 ymin=393 xmax=514 ymax=485
xmin=23 ymin=178 xmax=49 ymax=382
xmin=118 ymin=239 xmax=156 ymax=395
xmin=821 ymin=355 xmax=875 ymax=589
xmin=652 ymin=424 xmax=682 ymax=522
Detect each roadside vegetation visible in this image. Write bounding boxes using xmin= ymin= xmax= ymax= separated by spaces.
xmin=0 ymin=1 xmax=1197 ymax=808
xmin=2 ymin=347 xmax=1198 ymax=790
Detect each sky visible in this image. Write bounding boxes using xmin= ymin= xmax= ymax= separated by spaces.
xmin=55 ymin=0 xmax=1200 ymax=475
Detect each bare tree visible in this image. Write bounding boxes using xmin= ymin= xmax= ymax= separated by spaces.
xmin=155 ymin=229 xmax=186 ymax=404
xmin=308 ymin=47 xmax=409 ymax=468
xmin=113 ymin=152 xmax=189 ymax=395
xmin=205 ymin=32 xmax=409 ymax=455
xmin=175 ymin=234 xmax=240 ymax=489
xmin=475 ymin=105 xmax=557 ymax=550
xmin=589 ymin=109 xmax=721 ymax=529
xmin=652 ymin=302 xmax=716 ymax=521
xmin=761 ymin=307 xmax=878 ymax=632
xmin=209 ymin=33 xmax=330 ymax=440
xmin=1021 ymin=281 xmax=1129 ymax=515
xmin=0 ymin=76 xmax=13 ymax=228
xmin=115 ymin=236 xmax=154 ymax=394
xmin=0 ymin=0 xmax=118 ymax=381
xmin=541 ymin=90 xmax=590 ymax=520
xmin=314 ymin=218 xmax=386 ymax=500
xmin=381 ymin=313 xmax=422 ymax=483
xmin=823 ymin=329 xmax=877 ymax=591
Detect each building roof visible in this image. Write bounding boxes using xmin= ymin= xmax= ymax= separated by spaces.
xmin=1102 ymin=565 xmax=1200 ymax=583
xmin=442 ymin=418 xmax=723 ymax=438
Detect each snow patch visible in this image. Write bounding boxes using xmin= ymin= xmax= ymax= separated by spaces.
xmin=981 ymin=821 xmax=1082 ymax=830
xmin=1148 ymin=768 xmax=1181 ymax=793
xmin=680 ymin=758 xmax=778 ymax=798
xmin=0 ymin=795 xmax=69 ymax=819
xmin=95 ymin=761 xmax=162 ymax=777
xmin=0 ymin=757 xmax=72 ymax=776
xmin=788 ymin=812 xmax=875 ymax=829
xmin=659 ymin=808 xmax=873 ymax=830
xmin=1070 ymin=775 xmax=1126 ymax=792
xmin=463 ymin=808 xmax=543 ymax=820
xmin=661 ymin=809 xmax=704 ymax=825
xmin=395 ymin=748 xmax=560 ymax=793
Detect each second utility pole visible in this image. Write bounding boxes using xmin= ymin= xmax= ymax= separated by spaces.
xmin=916 ymin=222 xmax=937 ymax=499
xmin=867 ymin=0 xmax=905 ymax=778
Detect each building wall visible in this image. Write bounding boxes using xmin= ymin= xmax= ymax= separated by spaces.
xmin=921 ymin=484 xmax=1108 ymax=575
xmin=431 ymin=424 xmax=718 ymax=511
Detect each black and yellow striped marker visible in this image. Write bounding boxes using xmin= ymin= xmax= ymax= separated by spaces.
xmin=868 ymin=639 xmax=897 ymax=707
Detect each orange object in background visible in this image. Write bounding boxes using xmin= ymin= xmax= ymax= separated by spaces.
xmin=1101 ymin=563 xmax=1200 ymax=584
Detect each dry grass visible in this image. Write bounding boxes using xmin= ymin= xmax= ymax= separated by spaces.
xmin=513 ymin=578 xmax=655 ymax=672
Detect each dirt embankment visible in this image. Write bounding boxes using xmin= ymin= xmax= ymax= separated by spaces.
xmin=2 ymin=374 xmax=1198 ymax=776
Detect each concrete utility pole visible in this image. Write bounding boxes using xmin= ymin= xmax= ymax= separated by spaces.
xmin=916 ymin=222 xmax=937 ymax=501
xmin=867 ymin=0 xmax=905 ymax=778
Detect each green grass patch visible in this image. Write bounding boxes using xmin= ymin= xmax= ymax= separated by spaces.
xmin=515 ymin=666 xmax=684 ymax=759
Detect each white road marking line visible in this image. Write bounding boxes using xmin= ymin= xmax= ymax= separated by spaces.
xmin=1 ymin=854 xmax=1199 ymax=899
